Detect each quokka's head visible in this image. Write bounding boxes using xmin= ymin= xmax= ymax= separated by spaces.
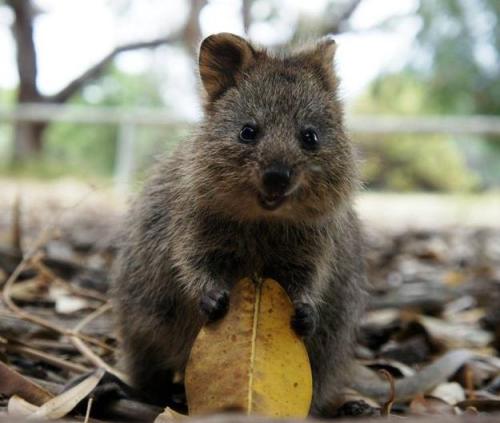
xmin=190 ymin=32 xmax=358 ymax=223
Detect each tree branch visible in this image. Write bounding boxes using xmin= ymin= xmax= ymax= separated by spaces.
xmin=322 ymin=0 xmax=364 ymax=35
xmin=6 ymin=0 xmax=40 ymax=101
xmin=45 ymin=34 xmax=181 ymax=104
xmin=182 ymin=0 xmax=208 ymax=58
xmin=242 ymin=0 xmax=254 ymax=35
xmin=47 ymin=0 xmax=208 ymax=104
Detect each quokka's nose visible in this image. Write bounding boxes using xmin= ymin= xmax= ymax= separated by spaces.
xmin=262 ymin=164 xmax=292 ymax=195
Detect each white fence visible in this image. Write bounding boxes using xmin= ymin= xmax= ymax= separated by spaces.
xmin=1 ymin=104 xmax=500 ymax=192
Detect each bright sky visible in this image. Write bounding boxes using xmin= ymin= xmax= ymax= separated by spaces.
xmin=0 ymin=0 xmax=420 ymax=119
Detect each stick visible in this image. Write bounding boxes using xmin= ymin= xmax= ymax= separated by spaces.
xmin=70 ymin=302 xmax=130 ymax=384
xmin=1 ymin=188 xmax=116 ymax=353
xmin=6 ymin=344 xmax=90 ymax=374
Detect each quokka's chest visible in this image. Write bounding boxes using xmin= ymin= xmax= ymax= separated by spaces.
xmin=193 ymin=223 xmax=326 ymax=279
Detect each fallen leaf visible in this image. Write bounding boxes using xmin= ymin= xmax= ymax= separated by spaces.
xmin=431 ymin=382 xmax=466 ymax=405
xmin=443 ymin=271 xmax=466 ymax=286
xmin=54 ymin=294 xmax=89 ymax=314
xmin=29 ymin=368 xmax=105 ymax=420
xmin=9 ymin=278 xmax=48 ymax=302
xmin=185 ymin=278 xmax=312 ymax=417
xmin=8 ymin=395 xmax=39 ymax=417
xmin=419 ymin=316 xmax=492 ymax=348
xmin=410 ymin=394 xmax=457 ymax=416
xmin=350 ymin=349 xmax=475 ymax=402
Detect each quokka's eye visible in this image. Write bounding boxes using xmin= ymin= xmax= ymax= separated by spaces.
xmin=239 ymin=124 xmax=258 ymax=143
xmin=300 ymin=128 xmax=320 ymax=151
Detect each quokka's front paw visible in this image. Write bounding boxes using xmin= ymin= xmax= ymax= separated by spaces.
xmin=200 ymin=288 xmax=230 ymax=322
xmin=291 ymin=302 xmax=318 ymax=337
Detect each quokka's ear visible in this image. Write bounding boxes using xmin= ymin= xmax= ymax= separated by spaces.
xmin=305 ymin=35 xmax=337 ymax=71
xmin=296 ymin=35 xmax=337 ymax=88
xmin=316 ymin=35 xmax=337 ymax=65
xmin=199 ymin=33 xmax=256 ymax=103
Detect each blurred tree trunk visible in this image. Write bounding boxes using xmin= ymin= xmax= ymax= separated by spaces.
xmin=12 ymin=122 xmax=47 ymax=162
xmin=5 ymin=0 xmax=207 ymax=165
xmin=183 ymin=0 xmax=208 ymax=57
xmin=291 ymin=0 xmax=364 ymax=42
xmin=7 ymin=0 xmax=46 ymax=163
xmin=242 ymin=0 xmax=254 ymax=35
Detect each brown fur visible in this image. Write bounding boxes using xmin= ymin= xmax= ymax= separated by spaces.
xmin=113 ymin=33 xmax=367 ymax=416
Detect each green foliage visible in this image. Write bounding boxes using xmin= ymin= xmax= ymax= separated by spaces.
xmin=355 ymin=73 xmax=479 ymax=192
xmin=0 ymin=86 xmax=15 ymax=105
xmin=356 ymin=72 xmax=428 ymax=116
xmin=42 ymin=67 xmax=173 ymax=179
xmin=44 ymin=124 xmax=118 ymax=177
xmin=413 ymin=0 xmax=500 ymax=116
xmin=0 ymin=66 xmax=183 ymax=181
xmin=410 ymin=0 xmax=500 ymax=169
xmin=359 ymin=134 xmax=478 ymax=192
xmin=0 ymin=87 xmax=15 ymax=165
xmin=355 ymin=0 xmax=500 ymax=191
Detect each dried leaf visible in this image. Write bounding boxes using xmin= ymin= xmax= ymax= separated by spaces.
xmin=0 ymin=361 xmax=54 ymax=406
xmin=419 ymin=316 xmax=492 ymax=348
xmin=410 ymin=394 xmax=457 ymax=416
xmin=9 ymin=278 xmax=47 ymax=302
xmin=431 ymin=382 xmax=466 ymax=405
xmin=443 ymin=271 xmax=466 ymax=286
xmin=351 ymin=349 xmax=475 ymax=402
xmin=29 ymin=368 xmax=105 ymax=420
xmin=54 ymin=294 xmax=89 ymax=314
xmin=185 ymin=278 xmax=312 ymax=417
xmin=8 ymin=395 xmax=39 ymax=417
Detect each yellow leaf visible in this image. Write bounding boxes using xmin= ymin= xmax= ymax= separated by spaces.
xmin=185 ymin=278 xmax=312 ymax=417
xmin=443 ymin=271 xmax=466 ymax=286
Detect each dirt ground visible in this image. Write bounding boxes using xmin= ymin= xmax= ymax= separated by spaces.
xmin=1 ymin=178 xmax=499 ymax=237
xmin=1 ymin=178 xmax=499 ymax=421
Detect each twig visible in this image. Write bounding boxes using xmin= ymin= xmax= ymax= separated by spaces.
xmin=3 ymin=271 xmax=114 ymax=352
xmin=1 ymin=224 xmax=53 ymax=291
xmin=73 ymin=302 xmax=112 ymax=334
xmin=84 ymin=396 xmax=93 ymax=423
xmin=70 ymin=302 xmax=130 ymax=384
xmin=379 ymin=369 xmax=395 ymax=417
xmin=464 ymin=364 xmax=476 ymax=400
xmin=0 ymin=268 xmax=6 ymax=289
xmin=1 ymin=188 xmax=116 ymax=353
xmin=29 ymin=339 xmax=78 ymax=353
xmin=11 ymin=192 xmax=22 ymax=253
xmin=26 ymin=376 xmax=64 ymax=395
xmin=33 ymin=257 xmax=108 ymax=303
xmin=46 ymin=34 xmax=182 ymax=104
xmin=5 ymin=343 xmax=90 ymax=374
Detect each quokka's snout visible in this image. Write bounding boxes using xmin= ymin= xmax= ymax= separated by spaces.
xmin=258 ymin=162 xmax=294 ymax=210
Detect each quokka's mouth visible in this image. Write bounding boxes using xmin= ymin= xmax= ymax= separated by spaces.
xmin=258 ymin=192 xmax=287 ymax=211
